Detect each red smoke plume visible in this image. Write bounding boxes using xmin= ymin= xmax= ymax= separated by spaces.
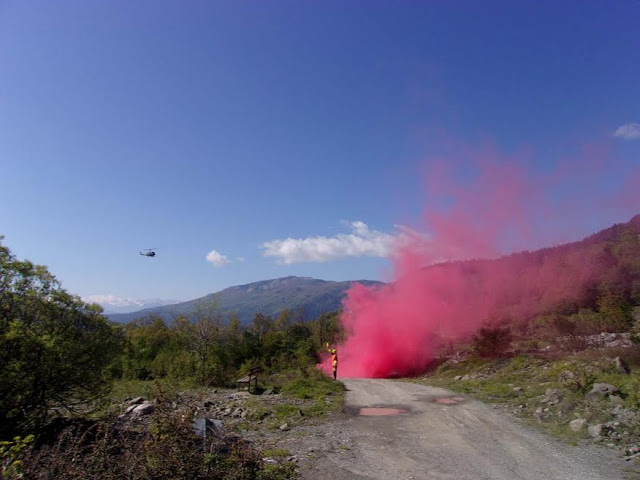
xmin=321 ymin=141 xmax=640 ymax=378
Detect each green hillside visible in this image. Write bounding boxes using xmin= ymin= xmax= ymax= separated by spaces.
xmin=107 ymin=276 xmax=384 ymax=324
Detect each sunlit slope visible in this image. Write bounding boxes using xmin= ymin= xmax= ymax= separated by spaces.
xmin=107 ymin=276 xmax=383 ymax=324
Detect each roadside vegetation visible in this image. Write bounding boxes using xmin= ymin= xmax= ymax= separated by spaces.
xmin=418 ymin=306 xmax=640 ymax=455
xmin=0 ymin=237 xmax=343 ymax=479
xmin=2 ymin=218 xmax=639 ymax=475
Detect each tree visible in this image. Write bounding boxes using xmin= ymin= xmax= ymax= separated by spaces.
xmin=171 ymin=299 xmax=226 ymax=385
xmin=472 ymin=325 xmax=513 ymax=358
xmin=0 ymin=237 xmax=123 ymax=438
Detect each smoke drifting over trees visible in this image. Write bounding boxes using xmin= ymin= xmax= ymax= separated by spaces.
xmin=331 ymin=142 xmax=640 ymax=378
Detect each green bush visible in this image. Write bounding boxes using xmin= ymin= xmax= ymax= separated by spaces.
xmin=0 ymin=239 xmax=123 ymax=438
xmin=19 ymin=403 xmax=295 ymax=480
xmin=472 ymin=326 xmax=513 ymax=358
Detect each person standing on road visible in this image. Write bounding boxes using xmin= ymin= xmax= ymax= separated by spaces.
xmin=326 ymin=342 xmax=338 ymax=380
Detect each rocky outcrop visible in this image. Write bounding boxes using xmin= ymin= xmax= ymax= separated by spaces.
xmin=585 ymin=383 xmax=619 ymax=401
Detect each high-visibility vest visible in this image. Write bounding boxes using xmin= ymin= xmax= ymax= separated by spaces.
xmin=331 ymin=353 xmax=338 ymax=370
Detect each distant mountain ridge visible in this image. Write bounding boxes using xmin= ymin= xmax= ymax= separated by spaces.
xmin=107 ymin=276 xmax=384 ymax=324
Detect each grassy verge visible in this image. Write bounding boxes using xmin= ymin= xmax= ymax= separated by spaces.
xmin=239 ymin=367 xmax=345 ymax=431
xmin=415 ymin=348 xmax=640 ymax=448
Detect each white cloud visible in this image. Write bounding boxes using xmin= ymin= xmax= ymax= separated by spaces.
xmin=83 ymin=295 xmax=178 ymax=314
xmin=614 ymin=123 xmax=640 ymax=140
xmin=206 ymin=249 xmax=232 ymax=267
xmin=84 ymin=294 xmax=144 ymax=308
xmin=261 ymin=221 xmax=414 ymax=264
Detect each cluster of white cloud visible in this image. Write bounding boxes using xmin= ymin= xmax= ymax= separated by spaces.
xmin=206 ymin=249 xmax=232 ymax=267
xmin=261 ymin=221 xmax=403 ymax=264
xmin=614 ymin=123 xmax=640 ymax=140
xmin=204 ymin=221 xmax=418 ymax=267
xmin=83 ymin=295 xmax=177 ymax=314
xmin=84 ymin=294 xmax=148 ymax=307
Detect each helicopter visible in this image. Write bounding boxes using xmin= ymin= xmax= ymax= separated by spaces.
xmin=140 ymin=248 xmax=157 ymax=257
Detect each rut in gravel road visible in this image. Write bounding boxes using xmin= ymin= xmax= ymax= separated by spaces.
xmin=300 ymin=378 xmax=637 ymax=480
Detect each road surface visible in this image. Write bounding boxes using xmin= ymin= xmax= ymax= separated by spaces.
xmin=300 ymin=378 xmax=635 ymax=480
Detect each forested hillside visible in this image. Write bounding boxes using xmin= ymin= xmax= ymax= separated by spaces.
xmin=108 ymin=276 xmax=383 ymax=324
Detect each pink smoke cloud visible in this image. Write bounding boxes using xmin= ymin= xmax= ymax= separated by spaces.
xmin=321 ymin=140 xmax=640 ymax=378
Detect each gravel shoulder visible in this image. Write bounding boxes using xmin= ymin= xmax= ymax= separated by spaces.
xmin=291 ymin=378 xmax=637 ymax=480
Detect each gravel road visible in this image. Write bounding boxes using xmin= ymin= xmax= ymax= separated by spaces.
xmin=299 ymin=378 xmax=635 ymax=480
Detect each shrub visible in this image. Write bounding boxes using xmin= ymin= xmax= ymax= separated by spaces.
xmin=0 ymin=239 xmax=123 ymax=438
xmin=18 ymin=403 xmax=295 ymax=480
xmin=472 ymin=326 xmax=513 ymax=358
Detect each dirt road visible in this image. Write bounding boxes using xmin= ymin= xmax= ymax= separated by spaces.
xmin=299 ymin=378 xmax=634 ymax=480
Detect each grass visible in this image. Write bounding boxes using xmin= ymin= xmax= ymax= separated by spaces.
xmin=108 ymin=378 xmax=202 ymax=403
xmin=261 ymin=448 xmax=291 ymax=458
xmin=236 ymin=368 xmax=346 ymax=431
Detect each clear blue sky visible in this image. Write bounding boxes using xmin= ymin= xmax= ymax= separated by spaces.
xmin=1 ymin=1 xmax=639 ymax=303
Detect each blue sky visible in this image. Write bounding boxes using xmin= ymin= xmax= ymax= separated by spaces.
xmin=1 ymin=1 xmax=639 ymax=305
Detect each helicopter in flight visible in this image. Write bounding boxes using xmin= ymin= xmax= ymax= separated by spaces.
xmin=140 ymin=248 xmax=157 ymax=257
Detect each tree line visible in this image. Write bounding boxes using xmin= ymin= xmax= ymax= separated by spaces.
xmin=0 ymin=236 xmax=343 ymax=440
xmin=111 ymin=307 xmax=343 ymax=387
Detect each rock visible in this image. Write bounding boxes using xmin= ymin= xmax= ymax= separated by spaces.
xmin=127 ymin=396 xmax=145 ymax=406
xmin=542 ymin=388 xmax=562 ymax=405
xmin=569 ymin=419 xmax=587 ymax=432
xmin=461 ymin=375 xmax=471 ymax=381
xmin=558 ymin=371 xmax=575 ymax=384
xmin=614 ymin=357 xmax=631 ymax=375
xmin=232 ymin=408 xmax=243 ymax=417
xmin=454 ymin=375 xmax=462 ymax=381
xmin=279 ymin=423 xmax=290 ymax=431
xmin=585 ymin=383 xmax=619 ymax=401
xmin=588 ymin=424 xmax=603 ymax=438
xmin=612 ymin=407 xmax=637 ymax=423
xmin=512 ymin=387 xmax=523 ymax=393
xmin=609 ymin=395 xmax=623 ymax=405
xmin=132 ymin=402 xmax=155 ymax=416
xmin=125 ymin=404 xmax=138 ymax=414
xmin=241 ymin=410 xmax=248 ymax=419
xmin=204 ymin=400 xmax=215 ymax=409
xmin=262 ymin=389 xmax=273 ymax=396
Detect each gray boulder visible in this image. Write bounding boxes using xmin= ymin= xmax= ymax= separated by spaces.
xmin=558 ymin=371 xmax=575 ymax=384
xmin=542 ymin=388 xmax=562 ymax=405
xmin=609 ymin=394 xmax=623 ymax=405
xmin=569 ymin=418 xmax=586 ymax=432
xmin=614 ymin=357 xmax=631 ymax=375
xmin=132 ymin=402 xmax=155 ymax=416
xmin=585 ymin=383 xmax=619 ymax=401
xmin=588 ymin=424 xmax=604 ymax=438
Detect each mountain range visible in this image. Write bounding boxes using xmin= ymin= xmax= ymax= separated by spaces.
xmin=107 ymin=276 xmax=383 ymax=324
xmin=107 ymin=214 xmax=640 ymax=326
